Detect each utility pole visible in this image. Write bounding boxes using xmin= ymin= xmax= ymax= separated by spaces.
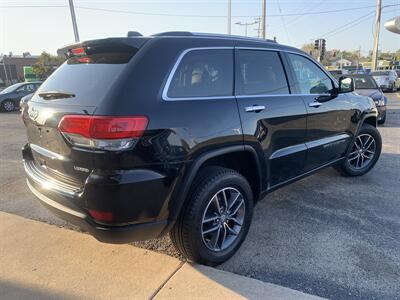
xmin=68 ymin=0 xmax=80 ymax=42
xmin=227 ymin=0 xmax=232 ymax=35
xmin=261 ymin=0 xmax=266 ymax=39
xmin=2 ymin=56 xmax=9 ymax=85
xmin=372 ymin=0 xmax=382 ymax=71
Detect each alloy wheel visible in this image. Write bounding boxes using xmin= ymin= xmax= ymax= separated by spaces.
xmin=347 ymin=133 xmax=376 ymax=170
xmin=201 ymin=187 xmax=245 ymax=252
xmin=3 ymin=101 xmax=15 ymax=112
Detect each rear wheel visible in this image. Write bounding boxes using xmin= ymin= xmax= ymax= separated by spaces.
xmin=337 ymin=124 xmax=381 ymax=176
xmin=1 ymin=100 xmax=15 ymax=112
xmin=170 ymin=166 xmax=253 ymax=266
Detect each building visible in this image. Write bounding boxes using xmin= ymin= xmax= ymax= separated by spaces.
xmin=330 ymin=58 xmax=353 ymax=68
xmin=0 ymin=54 xmax=39 ymax=86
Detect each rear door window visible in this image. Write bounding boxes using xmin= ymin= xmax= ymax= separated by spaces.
xmin=236 ymin=50 xmax=289 ymax=95
xmin=166 ymin=49 xmax=234 ymax=99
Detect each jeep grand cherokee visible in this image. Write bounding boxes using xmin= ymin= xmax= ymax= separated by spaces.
xmin=22 ymin=32 xmax=381 ymax=266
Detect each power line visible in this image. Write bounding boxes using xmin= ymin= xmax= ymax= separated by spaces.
xmin=1 ymin=4 xmax=398 ymax=18
xmin=321 ymin=11 xmax=375 ymax=38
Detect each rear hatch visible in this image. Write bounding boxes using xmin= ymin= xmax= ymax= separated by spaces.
xmin=22 ymin=38 xmax=148 ymax=186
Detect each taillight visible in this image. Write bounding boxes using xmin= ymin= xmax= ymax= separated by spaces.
xmin=58 ymin=115 xmax=148 ymax=151
xmin=70 ymin=47 xmax=86 ymax=56
xmin=88 ymin=210 xmax=113 ymax=222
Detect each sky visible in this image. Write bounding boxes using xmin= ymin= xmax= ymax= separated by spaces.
xmin=0 ymin=0 xmax=399 ymax=56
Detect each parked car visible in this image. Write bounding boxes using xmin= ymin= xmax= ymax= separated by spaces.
xmin=0 ymin=81 xmax=42 ymax=112
xmin=329 ymin=69 xmax=344 ymax=77
xmin=370 ymin=70 xmax=398 ymax=92
xmin=349 ymin=74 xmax=387 ymax=124
xmin=22 ymin=32 xmax=382 ymax=266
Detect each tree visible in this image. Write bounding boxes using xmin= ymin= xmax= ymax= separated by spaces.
xmin=32 ymin=52 xmax=65 ymax=80
xmin=301 ymin=43 xmax=314 ymax=55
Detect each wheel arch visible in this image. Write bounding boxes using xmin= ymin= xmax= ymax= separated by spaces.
xmin=163 ymin=145 xmax=263 ymax=233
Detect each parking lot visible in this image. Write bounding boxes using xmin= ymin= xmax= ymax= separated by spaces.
xmin=1 ymin=92 xmax=399 ymax=300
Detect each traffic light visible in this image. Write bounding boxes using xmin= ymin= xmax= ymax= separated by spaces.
xmin=321 ymin=39 xmax=326 ymax=59
xmin=314 ymin=39 xmax=320 ymax=50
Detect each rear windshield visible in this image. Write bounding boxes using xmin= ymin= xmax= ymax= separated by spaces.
xmin=34 ymin=48 xmax=138 ymax=106
xmin=351 ymin=76 xmax=378 ymax=89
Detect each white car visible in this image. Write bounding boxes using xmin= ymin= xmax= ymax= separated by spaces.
xmin=370 ymin=70 xmax=399 ymax=92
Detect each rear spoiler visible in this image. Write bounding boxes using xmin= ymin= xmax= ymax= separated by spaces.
xmin=57 ymin=37 xmax=150 ymax=58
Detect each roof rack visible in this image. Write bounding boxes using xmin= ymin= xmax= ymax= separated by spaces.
xmin=152 ymin=31 xmax=193 ymax=37
xmin=152 ymin=31 xmax=277 ymax=43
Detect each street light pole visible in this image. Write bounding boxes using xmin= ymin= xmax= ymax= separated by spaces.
xmin=68 ymin=0 xmax=80 ymax=42
xmin=227 ymin=0 xmax=232 ymax=35
xmin=235 ymin=20 xmax=259 ymax=37
xmin=372 ymin=0 xmax=382 ymax=71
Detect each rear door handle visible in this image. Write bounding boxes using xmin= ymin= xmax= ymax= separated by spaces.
xmin=245 ymin=105 xmax=266 ymax=113
xmin=309 ymin=101 xmax=322 ymax=108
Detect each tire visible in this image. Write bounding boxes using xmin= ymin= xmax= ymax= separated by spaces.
xmin=337 ymin=123 xmax=382 ymax=176
xmin=1 ymin=100 xmax=15 ymax=112
xmin=170 ymin=166 xmax=253 ymax=266
xmin=392 ymin=84 xmax=397 ymax=93
xmin=377 ymin=111 xmax=386 ymax=125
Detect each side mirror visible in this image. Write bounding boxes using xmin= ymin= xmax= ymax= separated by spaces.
xmin=338 ymin=76 xmax=354 ymax=93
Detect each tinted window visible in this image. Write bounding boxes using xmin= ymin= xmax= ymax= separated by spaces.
xmin=33 ymin=47 xmax=139 ymax=106
xmin=351 ymin=76 xmax=378 ymax=89
xmin=288 ymin=53 xmax=333 ymax=94
xmin=237 ymin=50 xmax=289 ymax=95
xmin=167 ymin=49 xmax=233 ymax=98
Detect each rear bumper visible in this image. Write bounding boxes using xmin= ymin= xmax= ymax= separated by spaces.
xmin=26 ymin=179 xmax=168 ymax=243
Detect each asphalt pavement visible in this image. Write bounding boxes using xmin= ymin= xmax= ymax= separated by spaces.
xmin=0 ymin=92 xmax=399 ymax=299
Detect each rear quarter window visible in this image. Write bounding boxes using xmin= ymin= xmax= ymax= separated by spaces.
xmin=166 ymin=49 xmax=234 ymax=99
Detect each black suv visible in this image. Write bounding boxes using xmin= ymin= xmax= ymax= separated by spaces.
xmin=22 ymin=32 xmax=381 ymax=265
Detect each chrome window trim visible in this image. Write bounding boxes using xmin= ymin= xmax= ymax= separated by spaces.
xmin=162 ymin=46 xmax=335 ymax=101
xmin=162 ymin=47 xmax=235 ymax=101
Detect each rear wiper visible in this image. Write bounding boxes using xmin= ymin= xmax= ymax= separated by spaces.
xmin=38 ymin=91 xmax=76 ymax=100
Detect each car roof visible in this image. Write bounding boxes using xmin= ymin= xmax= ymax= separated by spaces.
xmin=58 ymin=31 xmax=304 ymax=57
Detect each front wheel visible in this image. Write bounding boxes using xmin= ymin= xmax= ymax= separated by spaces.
xmin=1 ymin=100 xmax=15 ymax=112
xmin=337 ymin=124 xmax=382 ymax=176
xmin=170 ymin=167 xmax=253 ymax=266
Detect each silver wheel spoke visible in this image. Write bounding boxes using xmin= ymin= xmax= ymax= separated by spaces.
xmin=212 ymin=195 xmax=221 ymax=212
xmin=228 ymin=192 xmax=240 ymax=210
xmin=229 ymin=199 xmax=244 ymax=217
xmin=225 ymin=223 xmax=238 ymax=235
xmin=219 ymin=225 xmax=227 ymax=248
xmin=202 ymin=215 xmax=219 ymax=224
xmin=211 ymin=226 xmax=221 ymax=249
xmin=365 ymin=139 xmax=374 ymax=150
xmin=363 ymin=136 xmax=371 ymax=148
xmin=221 ymin=189 xmax=228 ymax=211
xmin=348 ymin=155 xmax=359 ymax=162
xmin=203 ymin=225 xmax=220 ymax=235
xmin=229 ymin=217 xmax=243 ymax=226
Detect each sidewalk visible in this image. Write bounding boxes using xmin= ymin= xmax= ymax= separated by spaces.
xmin=0 ymin=212 xmax=323 ymax=300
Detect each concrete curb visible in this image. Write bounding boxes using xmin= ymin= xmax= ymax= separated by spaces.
xmin=0 ymin=212 xmax=324 ymax=299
